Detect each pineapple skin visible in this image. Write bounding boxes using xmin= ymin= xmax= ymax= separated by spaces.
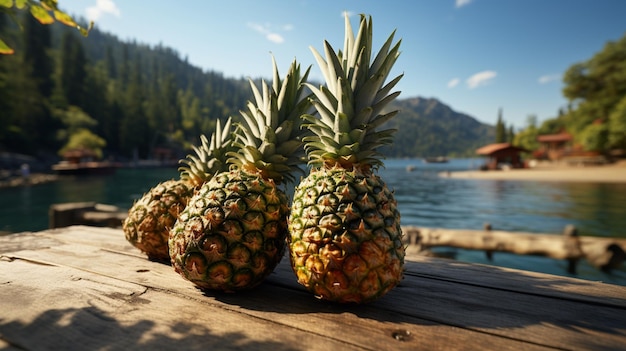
xmin=123 ymin=179 xmax=195 ymax=262
xmin=288 ymin=166 xmax=405 ymax=303
xmin=169 ymin=169 xmax=289 ymax=291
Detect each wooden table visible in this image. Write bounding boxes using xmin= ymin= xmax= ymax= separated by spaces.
xmin=1 ymin=226 xmax=625 ymax=350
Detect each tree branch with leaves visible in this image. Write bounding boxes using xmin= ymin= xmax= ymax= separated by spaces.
xmin=0 ymin=0 xmax=92 ymax=54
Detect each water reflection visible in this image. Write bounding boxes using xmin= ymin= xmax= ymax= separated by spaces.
xmin=55 ymin=176 xmax=108 ymax=204
xmin=380 ymin=160 xmax=626 ymax=239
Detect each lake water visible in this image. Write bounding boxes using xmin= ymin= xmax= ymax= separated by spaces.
xmin=2 ymin=158 xmax=625 ymax=286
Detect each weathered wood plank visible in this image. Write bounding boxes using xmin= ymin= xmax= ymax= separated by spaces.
xmin=0 ymin=260 xmax=362 ymax=351
xmin=392 ymin=271 xmax=626 ymax=350
xmin=26 ymin=226 xmax=626 ymax=307
xmin=400 ymin=256 xmax=626 ymax=308
xmin=271 ymin=259 xmax=626 ymax=350
xmin=1 ymin=250 xmax=552 ymax=350
xmin=3 ymin=226 xmax=626 ymax=350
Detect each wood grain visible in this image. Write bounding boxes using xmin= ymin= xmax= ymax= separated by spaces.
xmin=1 ymin=226 xmax=625 ymax=351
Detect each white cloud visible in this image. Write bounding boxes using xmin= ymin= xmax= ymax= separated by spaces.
xmin=266 ymin=33 xmax=284 ymax=44
xmin=456 ymin=0 xmax=473 ymax=8
xmin=538 ymin=74 xmax=560 ymax=84
xmin=85 ymin=0 xmax=120 ymax=21
xmin=466 ymin=70 xmax=497 ymax=89
xmin=447 ymin=78 xmax=460 ymax=88
xmin=247 ymin=22 xmax=287 ymax=44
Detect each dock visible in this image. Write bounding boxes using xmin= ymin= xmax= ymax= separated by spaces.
xmin=1 ymin=225 xmax=625 ymax=350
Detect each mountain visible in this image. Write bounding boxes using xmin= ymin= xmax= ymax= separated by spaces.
xmin=382 ymin=97 xmax=495 ymax=158
xmin=1 ymin=16 xmax=494 ymax=160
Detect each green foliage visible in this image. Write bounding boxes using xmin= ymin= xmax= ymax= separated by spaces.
xmin=53 ymin=105 xmax=105 ymax=158
xmin=538 ymin=116 xmax=566 ymax=135
xmin=513 ymin=117 xmax=539 ymax=152
xmin=507 ymin=125 xmax=515 ymax=143
xmin=53 ymin=105 xmax=96 ymax=136
xmin=561 ymin=33 xmax=626 ymax=153
xmin=608 ymin=95 xmax=626 ymax=150
xmin=59 ymin=128 xmax=106 ymax=159
xmin=23 ymin=13 xmax=53 ymax=96
xmin=512 ymin=32 xmax=626 ymax=155
xmin=0 ymin=0 xmax=92 ymax=54
xmin=579 ymin=123 xmax=608 ymax=152
xmin=0 ymin=16 xmax=253 ymax=160
xmin=60 ymin=31 xmax=87 ymax=105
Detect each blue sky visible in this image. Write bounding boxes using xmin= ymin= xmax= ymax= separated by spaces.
xmin=60 ymin=0 xmax=626 ymax=129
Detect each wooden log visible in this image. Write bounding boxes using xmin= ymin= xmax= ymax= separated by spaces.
xmin=49 ymin=202 xmax=98 ymax=229
xmin=562 ymin=224 xmax=582 ymax=274
xmin=49 ymin=202 xmax=127 ymax=229
xmin=579 ymin=239 xmax=626 ymax=272
xmin=484 ymin=223 xmax=494 ymax=261
xmin=403 ymin=225 xmax=626 ymax=272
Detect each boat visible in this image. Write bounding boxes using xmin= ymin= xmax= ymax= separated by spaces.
xmin=423 ymin=156 xmax=449 ymax=163
xmin=51 ymin=148 xmax=120 ymax=175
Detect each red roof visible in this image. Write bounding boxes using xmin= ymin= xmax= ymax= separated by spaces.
xmin=537 ymin=132 xmax=572 ymax=143
xmin=62 ymin=148 xmax=97 ymax=159
xmin=476 ymin=143 xmax=526 ymax=155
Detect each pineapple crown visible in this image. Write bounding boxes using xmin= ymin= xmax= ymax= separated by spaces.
xmin=179 ymin=117 xmax=235 ymax=188
xmin=228 ymin=57 xmax=313 ymax=184
xmin=302 ymin=14 xmax=403 ymax=170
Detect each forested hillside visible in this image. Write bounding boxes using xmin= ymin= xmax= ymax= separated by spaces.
xmin=0 ymin=14 xmax=495 ymax=163
xmin=383 ymin=98 xmax=494 ymax=158
xmin=0 ymin=14 xmax=251 ymax=162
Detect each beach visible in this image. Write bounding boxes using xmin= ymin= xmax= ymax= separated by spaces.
xmin=443 ymin=160 xmax=626 ymax=183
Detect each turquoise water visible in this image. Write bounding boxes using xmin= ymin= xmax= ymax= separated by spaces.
xmin=1 ymin=158 xmax=625 ymax=285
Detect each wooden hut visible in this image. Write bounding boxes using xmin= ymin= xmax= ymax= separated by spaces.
xmin=52 ymin=148 xmax=119 ymax=175
xmin=536 ymin=132 xmax=573 ymax=161
xmin=57 ymin=148 xmax=100 ymax=165
xmin=476 ymin=143 xmax=527 ymax=170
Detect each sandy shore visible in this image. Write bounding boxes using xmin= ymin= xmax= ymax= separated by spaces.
xmin=0 ymin=173 xmax=59 ymax=188
xmin=442 ymin=161 xmax=626 ymax=183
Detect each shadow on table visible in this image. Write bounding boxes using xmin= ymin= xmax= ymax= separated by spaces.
xmin=0 ymin=306 xmax=299 ymax=351
xmin=206 ymin=257 xmax=626 ymax=350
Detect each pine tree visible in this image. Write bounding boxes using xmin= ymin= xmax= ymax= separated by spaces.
xmin=23 ymin=14 xmax=53 ymax=98
xmin=507 ymin=125 xmax=515 ymax=143
xmin=495 ymin=108 xmax=506 ymax=143
xmin=60 ymin=32 xmax=87 ymax=106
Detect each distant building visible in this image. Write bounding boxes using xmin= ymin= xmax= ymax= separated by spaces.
xmin=476 ymin=143 xmax=527 ymax=170
xmin=536 ymin=132 xmax=573 ymax=161
xmin=61 ymin=148 xmax=98 ymax=164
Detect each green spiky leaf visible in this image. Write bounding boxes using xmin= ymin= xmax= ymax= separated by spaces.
xmin=228 ymin=57 xmax=313 ymax=184
xmin=302 ymin=14 xmax=403 ymax=169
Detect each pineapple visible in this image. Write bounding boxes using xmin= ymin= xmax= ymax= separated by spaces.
xmin=288 ymin=14 xmax=405 ymax=303
xmin=122 ymin=118 xmax=234 ymax=262
xmin=169 ymin=58 xmax=312 ymax=291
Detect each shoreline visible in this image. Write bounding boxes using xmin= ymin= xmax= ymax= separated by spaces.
xmin=443 ymin=161 xmax=626 ymax=183
xmin=0 ymin=173 xmax=60 ymax=189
